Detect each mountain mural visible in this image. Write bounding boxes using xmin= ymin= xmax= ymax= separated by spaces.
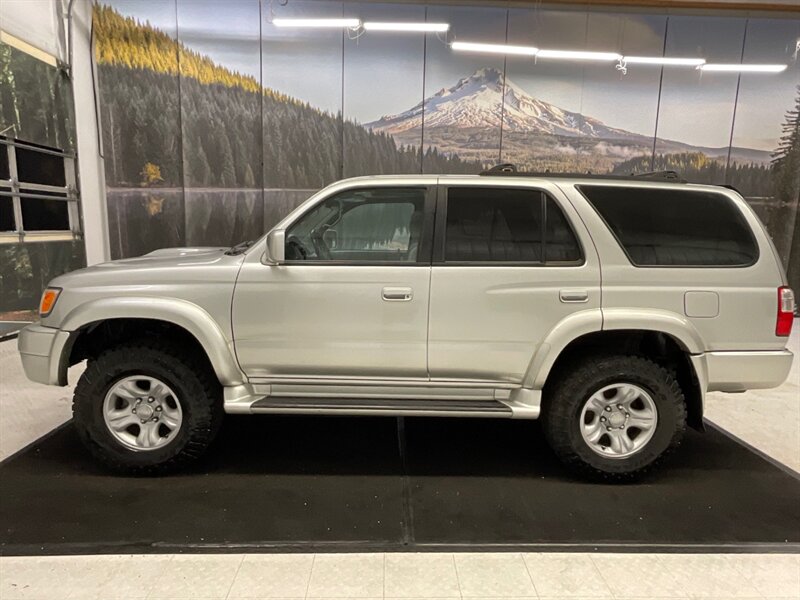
xmin=369 ymin=67 xmax=641 ymax=140
xmin=367 ymin=67 xmax=771 ymax=172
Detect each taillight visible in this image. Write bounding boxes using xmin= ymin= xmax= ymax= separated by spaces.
xmin=776 ymin=286 xmax=795 ymax=337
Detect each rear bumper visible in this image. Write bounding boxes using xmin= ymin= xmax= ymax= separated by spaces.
xmin=17 ymin=323 xmax=71 ymax=386
xmin=704 ymin=349 xmax=794 ymax=393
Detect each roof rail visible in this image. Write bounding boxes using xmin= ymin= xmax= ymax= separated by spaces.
xmin=632 ymin=170 xmax=685 ymax=182
xmin=478 ymin=164 xmax=687 ymax=183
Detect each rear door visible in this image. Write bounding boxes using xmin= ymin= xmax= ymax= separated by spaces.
xmin=427 ymin=180 xmax=601 ymax=383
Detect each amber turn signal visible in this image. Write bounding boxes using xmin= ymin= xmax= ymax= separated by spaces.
xmin=39 ymin=288 xmax=61 ymax=317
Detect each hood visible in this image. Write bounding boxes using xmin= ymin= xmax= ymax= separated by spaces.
xmin=106 ymin=246 xmax=230 ymax=266
xmin=48 ymin=246 xmax=245 ymax=288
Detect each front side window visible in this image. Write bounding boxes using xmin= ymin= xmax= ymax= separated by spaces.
xmin=579 ymin=185 xmax=758 ymax=267
xmin=443 ymin=187 xmax=582 ymax=264
xmin=285 ymin=187 xmax=426 ymax=263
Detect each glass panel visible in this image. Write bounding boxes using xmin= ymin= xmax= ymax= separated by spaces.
xmin=94 ymin=0 xmax=186 ymax=258
xmin=422 ymin=5 xmax=507 ymax=173
xmin=0 ymin=44 xmax=74 ymax=151
xmin=343 ymin=2 xmax=426 ymax=177
xmin=580 ymin=185 xmax=758 ymax=266
xmin=15 ymin=147 xmax=66 ymax=187
xmin=727 ymin=18 xmax=800 ymax=275
xmin=177 ymin=0 xmax=264 ymax=246
xmin=503 ymin=9 xmax=664 ymax=174
xmin=0 ymin=146 xmax=9 ymax=181
xmin=262 ymin=0 xmax=344 ymax=191
xmin=445 ymin=187 xmax=544 ymax=262
xmin=20 ymin=197 xmax=70 ymax=231
xmin=0 ymin=197 xmax=14 ymax=231
xmin=545 ymin=197 xmax=582 ymax=262
xmin=0 ymin=241 xmax=86 ymax=320
xmin=653 ymin=15 xmax=747 ymax=182
xmin=286 ymin=187 xmax=425 ymax=262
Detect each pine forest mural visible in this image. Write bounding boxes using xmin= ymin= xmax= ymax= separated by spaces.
xmin=90 ymin=1 xmax=799 ymax=292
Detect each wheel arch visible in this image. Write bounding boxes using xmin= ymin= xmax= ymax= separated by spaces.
xmin=526 ymin=309 xmax=706 ymax=430
xmin=59 ymin=297 xmax=244 ymax=386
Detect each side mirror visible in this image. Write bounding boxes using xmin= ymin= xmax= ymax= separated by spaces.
xmin=264 ymin=229 xmax=285 ymax=265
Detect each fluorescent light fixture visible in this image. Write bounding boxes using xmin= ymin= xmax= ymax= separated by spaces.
xmin=363 ymin=22 xmax=449 ymax=33
xmin=537 ymin=49 xmax=622 ymax=61
xmin=272 ymin=18 xmax=360 ymax=28
xmin=700 ymin=63 xmax=787 ymax=73
xmin=623 ymin=56 xmax=706 ymax=67
xmin=451 ymin=41 xmax=539 ymax=56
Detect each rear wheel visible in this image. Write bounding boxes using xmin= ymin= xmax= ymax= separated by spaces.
xmin=541 ymin=354 xmax=686 ymax=481
xmin=73 ymin=340 xmax=223 ymax=474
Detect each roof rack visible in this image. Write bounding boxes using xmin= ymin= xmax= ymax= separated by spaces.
xmin=479 ymin=164 xmax=687 ymax=183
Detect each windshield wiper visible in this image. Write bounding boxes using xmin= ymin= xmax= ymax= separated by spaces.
xmin=225 ymin=240 xmax=254 ymax=256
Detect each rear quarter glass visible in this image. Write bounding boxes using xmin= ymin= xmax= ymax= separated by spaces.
xmin=577 ymin=185 xmax=759 ymax=268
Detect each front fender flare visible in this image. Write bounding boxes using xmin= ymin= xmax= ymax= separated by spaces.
xmin=60 ymin=297 xmax=245 ymax=386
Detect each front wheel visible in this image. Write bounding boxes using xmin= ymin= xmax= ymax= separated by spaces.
xmin=541 ymin=355 xmax=686 ymax=481
xmin=73 ymin=340 xmax=223 ymax=474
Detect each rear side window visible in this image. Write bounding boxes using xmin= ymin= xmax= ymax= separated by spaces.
xmin=579 ymin=186 xmax=758 ymax=267
xmin=444 ymin=187 xmax=582 ymax=264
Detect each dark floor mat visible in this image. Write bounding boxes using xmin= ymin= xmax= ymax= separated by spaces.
xmin=0 ymin=415 xmax=798 ymax=555
xmin=404 ymin=418 xmax=800 ymax=547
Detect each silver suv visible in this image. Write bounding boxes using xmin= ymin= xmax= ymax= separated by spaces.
xmin=17 ymin=170 xmax=795 ymax=480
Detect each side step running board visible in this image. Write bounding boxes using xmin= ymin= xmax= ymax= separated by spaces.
xmin=249 ymin=397 xmax=513 ymax=418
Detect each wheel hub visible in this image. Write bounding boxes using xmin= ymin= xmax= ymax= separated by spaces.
xmin=102 ymin=376 xmax=183 ymax=452
xmin=607 ymin=411 xmax=626 ymax=428
xmin=136 ymin=403 xmax=155 ymax=421
xmin=579 ymin=383 xmax=658 ymax=460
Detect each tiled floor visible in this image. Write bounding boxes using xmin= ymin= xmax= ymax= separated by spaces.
xmin=0 ymin=324 xmax=798 ymax=599
xmin=1 ymin=552 xmax=798 ymax=599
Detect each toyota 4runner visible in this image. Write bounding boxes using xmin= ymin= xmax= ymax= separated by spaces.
xmin=17 ymin=169 xmax=796 ymax=480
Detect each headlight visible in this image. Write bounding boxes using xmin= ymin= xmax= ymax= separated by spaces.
xmin=39 ymin=287 xmax=62 ymax=317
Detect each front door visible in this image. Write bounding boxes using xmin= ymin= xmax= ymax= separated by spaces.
xmin=232 ymin=184 xmax=435 ymax=380
xmin=427 ymin=182 xmax=601 ymax=383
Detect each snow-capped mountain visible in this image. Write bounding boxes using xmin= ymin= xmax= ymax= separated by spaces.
xmin=366 ymin=67 xmax=645 ymax=141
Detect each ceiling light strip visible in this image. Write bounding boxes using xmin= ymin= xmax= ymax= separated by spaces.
xmin=451 ymin=41 xmax=539 ymax=56
xmin=272 ymin=18 xmax=360 ymax=28
xmin=363 ymin=22 xmax=449 ymax=33
xmin=700 ymin=63 xmax=787 ymax=73
xmin=623 ymin=56 xmax=705 ymax=66
xmin=537 ymin=49 xmax=622 ymax=61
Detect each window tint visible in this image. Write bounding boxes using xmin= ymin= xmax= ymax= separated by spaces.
xmin=545 ymin=197 xmax=582 ymax=262
xmin=20 ymin=196 xmax=70 ymax=231
xmin=0 ymin=148 xmax=9 ymax=181
xmin=0 ymin=197 xmax=14 ymax=231
xmin=444 ymin=187 xmax=581 ymax=264
xmin=579 ymin=186 xmax=758 ymax=267
xmin=286 ymin=187 xmax=426 ymax=263
xmin=16 ymin=147 xmax=66 ymax=187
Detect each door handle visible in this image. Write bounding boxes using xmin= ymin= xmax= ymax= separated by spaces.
xmin=559 ymin=289 xmax=589 ymax=303
xmin=382 ymin=287 xmax=413 ymax=302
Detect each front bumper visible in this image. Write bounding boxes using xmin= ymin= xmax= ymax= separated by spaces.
xmin=17 ymin=323 xmax=71 ymax=386
xmin=704 ymin=349 xmax=794 ymax=393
